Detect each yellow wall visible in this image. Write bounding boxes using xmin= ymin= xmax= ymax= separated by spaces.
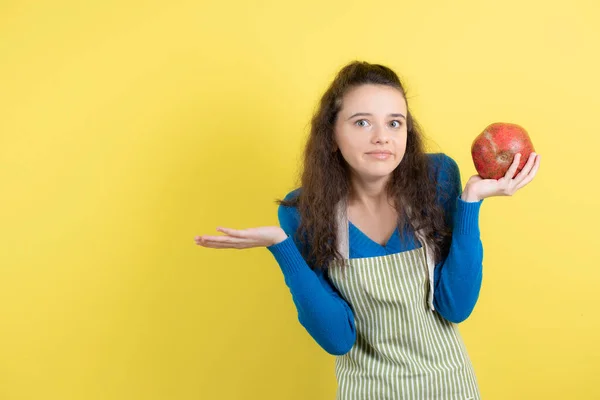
xmin=1 ymin=0 xmax=598 ymax=399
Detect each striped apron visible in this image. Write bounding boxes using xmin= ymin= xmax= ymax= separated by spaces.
xmin=326 ymin=201 xmax=480 ymax=399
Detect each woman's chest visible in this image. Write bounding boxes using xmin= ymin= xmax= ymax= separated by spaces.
xmin=347 ymin=204 xmax=399 ymax=246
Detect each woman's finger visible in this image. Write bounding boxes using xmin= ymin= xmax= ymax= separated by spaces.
xmin=504 ymin=153 xmax=521 ymax=180
xmin=193 ymin=228 xmax=253 ymax=247
xmin=215 ymin=227 xmax=249 ymax=238
xmin=515 ymin=154 xmax=541 ymax=190
xmin=197 ymin=240 xmax=234 ymax=249
xmin=512 ymin=152 xmax=537 ymax=184
xmin=200 ymin=235 xmax=254 ymax=244
xmin=199 ymin=241 xmax=247 ymax=249
xmin=199 ymin=238 xmax=261 ymax=249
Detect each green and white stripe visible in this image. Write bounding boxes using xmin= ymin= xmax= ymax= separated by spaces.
xmin=328 ymin=246 xmax=480 ymax=400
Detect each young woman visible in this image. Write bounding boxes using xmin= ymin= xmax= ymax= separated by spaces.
xmin=195 ymin=61 xmax=540 ymax=399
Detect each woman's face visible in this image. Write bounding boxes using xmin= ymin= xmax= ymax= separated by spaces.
xmin=334 ymin=84 xmax=408 ymax=182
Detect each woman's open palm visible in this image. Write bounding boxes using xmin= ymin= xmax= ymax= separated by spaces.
xmin=195 ymin=226 xmax=288 ymax=249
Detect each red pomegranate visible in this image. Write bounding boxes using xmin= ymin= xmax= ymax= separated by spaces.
xmin=471 ymin=122 xmax=535 ymax=180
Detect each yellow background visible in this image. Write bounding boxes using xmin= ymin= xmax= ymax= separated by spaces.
xmin=1 ymin=0 xmax=598 ymax=399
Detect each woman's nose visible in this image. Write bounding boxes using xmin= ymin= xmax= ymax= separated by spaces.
xmin=371 ymin=124 xmax=390 ymax=143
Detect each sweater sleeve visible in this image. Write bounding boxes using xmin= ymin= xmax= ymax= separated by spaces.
xmin=432 ymin=154 xmax=484 ymax=323
xmin=266 ymin=191 xmax=357 ymax=355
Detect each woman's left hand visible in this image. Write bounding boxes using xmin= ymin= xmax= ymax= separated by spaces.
xmin=461 ymin=152 xmax=541 ymax=202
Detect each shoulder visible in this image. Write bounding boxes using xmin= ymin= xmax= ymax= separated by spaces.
xmin=279 ymin=188 xmax=302 ymax=215
xmin=426 ymin=152 xmax=460 ymax=178
xmin=277 ymin=188 xmax=302 ymax=234
xmin=426 ymin=152 xmax=461 ymax=190
xmin=426 ymin=153 xmax=462 ymax=212
xmin=282 ymin=187 xmax=302 ymax=202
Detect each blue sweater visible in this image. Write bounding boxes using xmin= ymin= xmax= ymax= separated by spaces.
xmin=267 ymin=153 xmax=484 ymax=356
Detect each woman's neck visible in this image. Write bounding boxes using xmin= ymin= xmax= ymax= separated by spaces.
xmin=348 ymin=174 xmax=393 ymax=212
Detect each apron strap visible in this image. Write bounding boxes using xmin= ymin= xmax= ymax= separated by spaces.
xmin=335 ymin=198 xmax=350 ymax=259
xmin=334 ymin=199 xmax=436 ymax=311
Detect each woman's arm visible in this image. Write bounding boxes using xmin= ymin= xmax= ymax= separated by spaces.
xmin=267 ymin=195 xmax=357 ymax=355
xmin=432 ymin=154 xmax=484 ymax=323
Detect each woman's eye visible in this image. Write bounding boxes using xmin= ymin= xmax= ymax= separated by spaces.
xmin=355 ymin=119 xmax=369 ymax=127
xmin=390 ymin=120 xmax=402 ymax=128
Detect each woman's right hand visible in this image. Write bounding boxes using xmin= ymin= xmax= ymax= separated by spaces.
xmin=194 ymin=226 xmax=288 ymax=249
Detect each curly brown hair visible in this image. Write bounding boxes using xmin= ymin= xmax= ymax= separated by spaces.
xmin=278 ymin=61 xmax=452 ymax=270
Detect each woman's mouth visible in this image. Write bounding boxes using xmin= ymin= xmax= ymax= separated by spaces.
xmin=366 ymin=152 xmax=392 ymax=160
